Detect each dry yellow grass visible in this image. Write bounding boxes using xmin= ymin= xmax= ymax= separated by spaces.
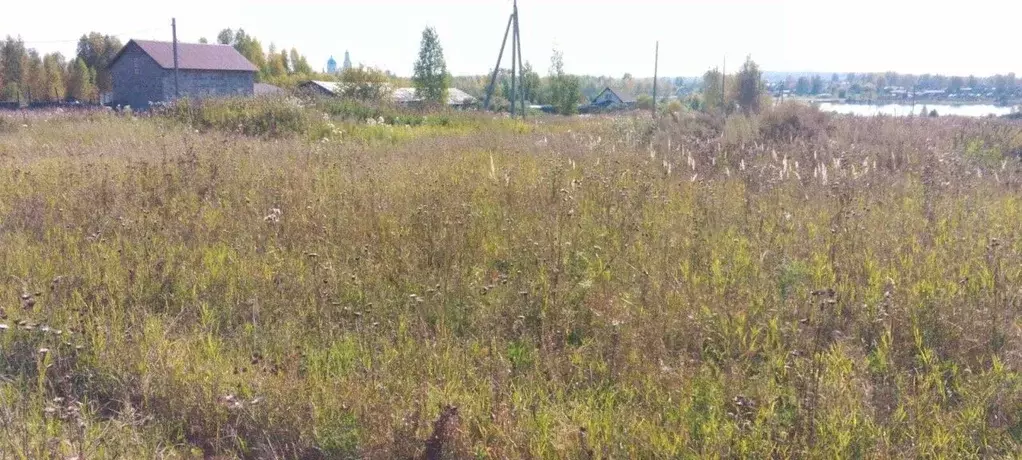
xmin=0 ymin=104 xmax=1021 ymax=458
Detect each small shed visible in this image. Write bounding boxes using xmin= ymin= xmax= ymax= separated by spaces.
xmin=108 ymin=39 xmax=258 ymax=108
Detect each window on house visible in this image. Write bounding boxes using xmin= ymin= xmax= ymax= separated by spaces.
xmin=133 ymin=58 xmax=140 ymax=75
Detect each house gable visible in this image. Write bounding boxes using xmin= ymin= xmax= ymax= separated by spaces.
xmin=109 ymin=42 xmax=167 ymax=108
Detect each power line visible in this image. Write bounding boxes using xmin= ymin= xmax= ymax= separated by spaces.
xmin=19 ymin=26 xmax=166 ymax=46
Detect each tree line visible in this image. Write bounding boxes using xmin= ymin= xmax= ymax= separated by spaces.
xmin=0 ymin=33 xmax=123 ymax=104
xmin=0 ymin=30 xmax=326 ymax=104
xmin=212 ymin=28 xmax=326 ymax=87
xmin=777 ymin=72 xmax=1019 ymax=100
xmin=690 ymin=56 xmax=766 ymax=115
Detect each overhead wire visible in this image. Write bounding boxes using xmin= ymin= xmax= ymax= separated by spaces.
xmin=19 ymin=26 xmax=167 ymax=46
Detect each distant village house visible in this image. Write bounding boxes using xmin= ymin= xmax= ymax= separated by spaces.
xmin=391 ymin=87 xmax=476 ymax=108
xmin=298 ymin=80 xmax=344 ymax=97
xmin=299 ymin=81 xmax=476 ymax=108
xmin=580 ymin=87 xmax=636 ymax=112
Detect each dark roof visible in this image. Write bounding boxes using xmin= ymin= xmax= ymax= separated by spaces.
xmin=299 ymin=80 xmax=343 ymax=95
xmin=593 ymin=87 xmax=636 ymax=104
xmin=110 ymin=39 xmax=258 ymax=72
xmin=254 ymin=83 xmax=284 ymax=96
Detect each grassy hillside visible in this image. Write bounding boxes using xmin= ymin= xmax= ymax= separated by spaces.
xmin=1 ymin=102 xmax=1021 ymax=458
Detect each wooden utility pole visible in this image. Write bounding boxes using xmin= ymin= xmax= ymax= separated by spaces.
xmin=721 ymin=56 xmax=726 ymax=110
xmin=483 ymin=14 xmax=514 ymax=111
xmin=509 ymin=11 xmax=516 ymax=116
xmin=514 ymin=0 xmax=525 ymax=117
xmin=172 ymin=18 xmax=180 ymax=98
xmin=483 ymin=1 xmax=525 ymax=118
xmin=652 ymin=41 xmax=659 ymax=117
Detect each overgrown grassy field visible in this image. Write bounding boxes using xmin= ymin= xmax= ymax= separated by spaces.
xmin=1 ymin=101 xmax=1022 ymax=458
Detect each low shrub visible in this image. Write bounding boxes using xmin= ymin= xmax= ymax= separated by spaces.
xmin=162 ymin=96 xmax=310 ymax=138
xmin=721 ymin=114 xmax=759 ymax=146
xmin=658 ymin=110 xmax=722 ymax=140
xmin=759 ymin=101 xmax=831 ymax=143
xmin=317 ymin=99 xmax=427 ymax=126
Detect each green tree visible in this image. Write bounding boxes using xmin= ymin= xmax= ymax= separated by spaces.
xmin=217 ymin=29 xmax=234 ymax=45
xmin=264 ymin=44 xmax=287 ymax=78
xmin=795 ymin=76 xmax=810 ymax=95
xmin=521 ymin=61 xmax=540 ymax=103
xmin=42 ymin=53 xmax=66 ymax=101
xmin=736 ymin=55 xmax=764 ymax=114
xmin=497 ymin=68 xmax=511 ymax=101
xmin=228 ymin=29 xmax=266 ymax=80
xmin=67 ymin=58 xmax=97 ymax=102
xmin=75 ymin=32 xmax=121 ymax=94
xmin=810 ymin=75 xmax=824 ymax=95
xmin=549 ymin=48 xmax=581 ymax=115
xmin=702 ymin=68 xmax=724 ymax=111
xmin=875 ymin=75 xmax=887 ymax=91
xmin=289 ymin=48 xmax=312 ymax=75
xmin=636 ymin=94 xmax=654 ymax=110
xmin=25 ymin=50 xmax=45 ymax=102
xmin=949 ymin=76 xmax=964 ymax=93
xmin=994 ymin=74 xmax=1007 ymax=94
xmin=412 ymin=27 xmax=450 ymax=105
xmin=1 ymin=36 xmax=27 ymax=102
xmin=340 ymin=66 xmax=392 ymax=101
xmin=198 ymin=37 xmax=209 ymax=44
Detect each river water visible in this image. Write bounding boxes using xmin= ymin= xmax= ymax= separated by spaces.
xmin=817 ymin=103 xmax=1015 ymax=118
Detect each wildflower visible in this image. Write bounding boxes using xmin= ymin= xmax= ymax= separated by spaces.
xmin=264 ymin=207 xmax=282 ymax=223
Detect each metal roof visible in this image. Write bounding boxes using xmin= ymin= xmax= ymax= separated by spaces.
xmin=254 ymin=83 xmax=284 ymax=95
xmin=392 ymin=87 xmax=476 ymax=105
xmin=111 ymin=39 xmax=258 ymax=72
xmin=301 ymin=80 xmax=343 ymax=95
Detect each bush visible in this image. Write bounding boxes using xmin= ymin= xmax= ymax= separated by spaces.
xmin=721 ymin=114 xmax=759 ymax=146
xmin=162 ymin=97 xmax=309 ymax=138
xmin=339 ymin=66 xmax=393 ymax=102
xmin=488 ymin=96 xmax=511 ymax=113
xmin=758 ymin=102 xmax=830 ymax=142
xmin=664 ymin=99 xmax=683 ymax=114
xmin=657 ymin=110 xmax=721 ymax=140
xmin=317 ymin=99 xmax=426 ymax=126
xmin=636 ymin=94 xmax=654 ymax=111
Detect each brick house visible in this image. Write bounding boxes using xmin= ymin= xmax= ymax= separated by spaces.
xmin=108 ymin=39 xmax=258 ymax=108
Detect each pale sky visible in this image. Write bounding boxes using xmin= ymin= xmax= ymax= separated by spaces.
xmin=3 ymin=0 xmax=1020 ymax=77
